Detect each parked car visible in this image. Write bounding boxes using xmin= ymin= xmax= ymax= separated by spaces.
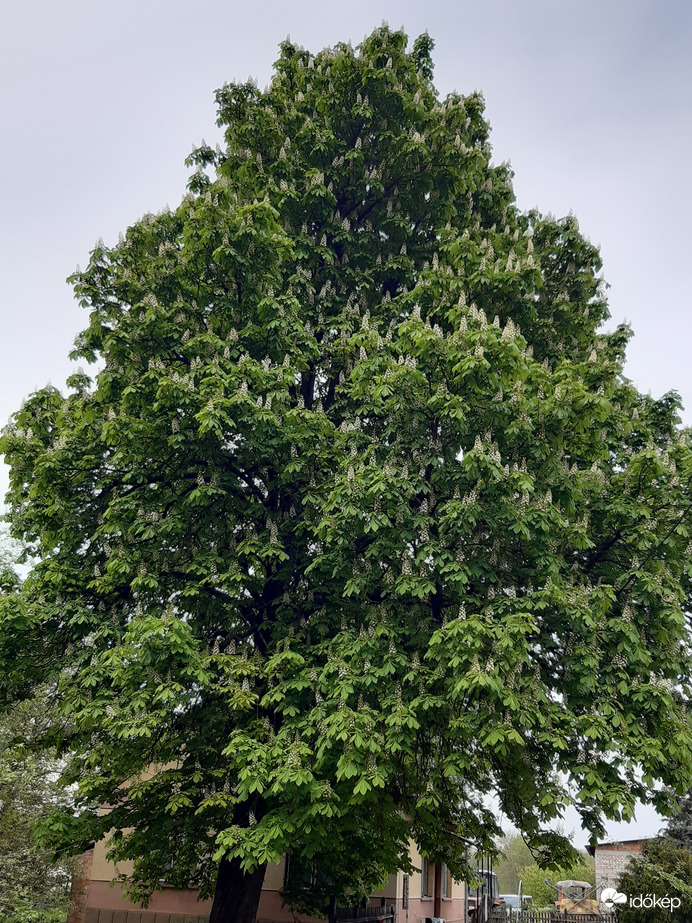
xmin=499 ymin=894 xmax=521 ymax=915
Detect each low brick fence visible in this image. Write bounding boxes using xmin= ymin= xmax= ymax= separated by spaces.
xmin=82 ymin=913 xmax=307 ymax=923
xmin=83 ymin=912 xmax=209 ymax=923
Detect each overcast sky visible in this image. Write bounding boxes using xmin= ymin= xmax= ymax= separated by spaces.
xmin=1 ymin=0 xmax=691 ymax=845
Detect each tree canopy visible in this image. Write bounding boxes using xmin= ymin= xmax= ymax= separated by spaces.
xmin=3 ymin=24 xmax=692 ymax=923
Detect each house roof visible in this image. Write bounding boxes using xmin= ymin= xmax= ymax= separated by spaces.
xmin=586 ymin=836 xmax=653 ymax=856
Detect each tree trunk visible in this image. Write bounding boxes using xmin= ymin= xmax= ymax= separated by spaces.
xmin=209 ymin=856 xmax=267 ymax=923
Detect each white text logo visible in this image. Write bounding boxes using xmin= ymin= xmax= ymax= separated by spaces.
xmin=600 ymin=888 xmax=682 ymax=913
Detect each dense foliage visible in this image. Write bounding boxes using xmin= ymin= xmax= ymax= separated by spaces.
xmin=0 ymin=538 xmax=72 ymax=922
xmin=496 ymin=834 xmax=536 ymax=894
xmin=3 ymin=24 xmax=692 ymax=920
xmin=666 ymin=794 xmax=692 ymax=851
xmin=615 ymin=839 xmax=692 ymax=923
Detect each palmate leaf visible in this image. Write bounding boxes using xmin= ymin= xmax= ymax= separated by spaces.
xmin=2 ymin=22 xmax=692 ymax=918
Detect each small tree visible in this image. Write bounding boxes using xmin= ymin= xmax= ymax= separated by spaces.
xmin=3 ymin=25 xmax=692 ymax=923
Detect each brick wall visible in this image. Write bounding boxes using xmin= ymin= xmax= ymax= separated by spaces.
xmin=68 ymin=848 xmax=95 ymax=923
xmin=80 ymin=915 xmax=302 ymax=922
xmin=595 ymin=841 xmax=644 ymax=898
xmin=77 ymin=911 xmax=315 ymax=923
xmin=83 ymin=912 xmax=209 ymax=922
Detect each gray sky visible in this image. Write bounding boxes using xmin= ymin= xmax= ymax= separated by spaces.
xmin=1 ymin=0 xmax=691 ymax=845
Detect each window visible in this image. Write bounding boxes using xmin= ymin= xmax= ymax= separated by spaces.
xmin=441 ymin=863 xmax=450 ymax=898
xmin=158 ymin=833 xmax=203 ymax=886
xmin=421 ymin=856 xmax=433 ymax=897
xmin=284 ymin=854 xmax=318 ymax=893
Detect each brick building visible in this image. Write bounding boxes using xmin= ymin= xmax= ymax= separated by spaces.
xmin=593 ymin=839 xmax=647 ymax=900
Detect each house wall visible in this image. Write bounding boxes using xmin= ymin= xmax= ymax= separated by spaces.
xmin=368 ymin=870 xmax=399 ymax=902
xmin=91 ymin=827 xmax=133 ymax=881
xmin=403 ymin=841 xmax=466 ymax=923
xmin=79 ymin=829 xmax=465 ymax=923
xmin=595 ymin=840 xmax=644 ymax=899
xmin=83 ymin=848 xmax=323 ymax=923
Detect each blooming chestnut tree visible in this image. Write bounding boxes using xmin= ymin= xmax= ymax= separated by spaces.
xmin=3 ymin=25 xmax=692 ymax=923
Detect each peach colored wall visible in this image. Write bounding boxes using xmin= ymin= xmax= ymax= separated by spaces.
xmin=449 ymin=868 xmax=465 ymax=900
xmin=84 ymin=818 xmax=466 ymax=923
xmin=87 ymin=860 xmax=289 ymax=913
xmin=85 ymin=858 xmax=318 ymax=922
xmin=406 ymin=839 xmax=465 ymax=900
xmin=85 ymin=879 xmax=330 ymax=923
xmin=89 ymin=815 xmax=286 ymax=890
xmin=91 ymin=833 xmax=134 ymax=881
xmin=406 ymin=896 xmax=466 ymax=923
xmin=84 ymin=868 xmax=464 ymax=923
xmin=368 ymin=871 xmax=399 ymax=901
xmin=87 ymin=880 xmax=211 ymax=915
xmin=408 ymin=839 xmax=424 ymax=899
xmin=262 ymin=857 xmax=286 ymax=891
xmin=255 ymin=888 xmax=324 ymax=922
